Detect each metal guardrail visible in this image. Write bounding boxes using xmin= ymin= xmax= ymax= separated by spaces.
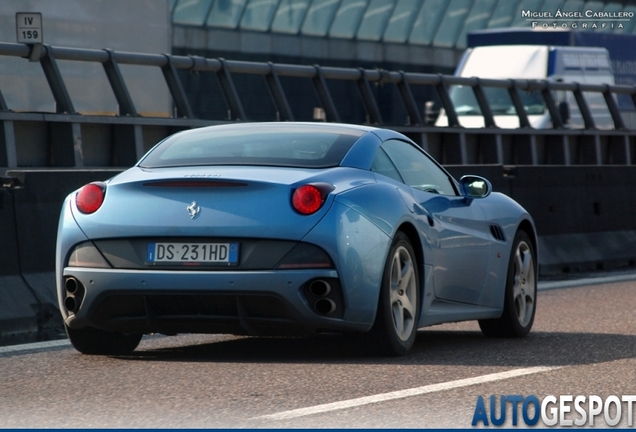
xmin=1 ymin=42 xmax=636 ymax=168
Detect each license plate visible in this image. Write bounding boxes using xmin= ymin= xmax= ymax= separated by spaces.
xmin=146 ymin=242 xmax=239 ymax=265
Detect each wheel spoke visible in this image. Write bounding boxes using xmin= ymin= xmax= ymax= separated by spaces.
xmin=513 ymin=279 xmax=523 ymax=298
xmin=525 ymin=288 xmax=535 ymax=305
xmin=400 ymin=292 xmax=415 ymax=319
xmin=399 ymin=262 xmax=414 ymax=290
xmin=515 ymin=252 xmax=524 ymax=279
xmin=390 ymin=254 xmax=401 ymax=302
xmin=389 ymin=285 xmax=400 ymax=303
xmin=392 ymin=303 xmax=404 ymax=335
xmin=515 ymin=292 xmax=527 ymax=324
xmin=519 ymin=249 xmax=531 ymax=280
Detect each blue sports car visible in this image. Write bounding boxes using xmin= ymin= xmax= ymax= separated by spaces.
xmin=56 ymin=122 xmax=538 ymax=356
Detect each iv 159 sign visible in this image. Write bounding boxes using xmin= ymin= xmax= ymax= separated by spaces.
xmin=16 ymin=13 xmax=43 ymax=44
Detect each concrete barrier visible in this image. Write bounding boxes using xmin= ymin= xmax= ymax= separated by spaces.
xmin=1 ymin=166 xmax=635 ymax=343
xmin=446 ymin=165 xmax=636 ymax=274
xmin=1 ymin=170 xmax=121 ymax=345
xmin=0 ymin=187 xmax=39 ymax=344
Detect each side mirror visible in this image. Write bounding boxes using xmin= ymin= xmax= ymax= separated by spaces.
xmin=459 ymin=175 xmax=492 ymax=199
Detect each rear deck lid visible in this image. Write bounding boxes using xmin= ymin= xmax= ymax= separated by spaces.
xmin=71 ymin=166 xmax=344 ymax=240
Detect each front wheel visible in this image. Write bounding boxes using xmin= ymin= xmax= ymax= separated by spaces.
xmin=371 ymin=232 xmax=420 ymax=356
xmin=479 ymin=230 xmax=537 ymax=338
xmin=66 ymin=325 xmax=142 ymax=355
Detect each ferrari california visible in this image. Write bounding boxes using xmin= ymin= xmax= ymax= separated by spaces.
xmin=56 ymin=122 xmax=538 ymax=356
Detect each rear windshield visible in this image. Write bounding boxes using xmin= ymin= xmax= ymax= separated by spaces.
xmin=138 ymin=124 xmax=366 ymax=168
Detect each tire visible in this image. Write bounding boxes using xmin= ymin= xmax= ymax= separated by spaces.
xmin=479 ymin=230 xmax=537 ymax=338
xmin=371 ymin=232 xmax=420 ymax=356
xmin=66 ymin=325 xmax=142 ymax=355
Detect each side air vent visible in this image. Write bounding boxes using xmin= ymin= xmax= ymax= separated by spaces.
xmin=489 ymin=224 xmax=506 ymax=242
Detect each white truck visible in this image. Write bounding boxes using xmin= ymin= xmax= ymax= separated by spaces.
xmin=435 ymin=44 xmax=616 ymax=129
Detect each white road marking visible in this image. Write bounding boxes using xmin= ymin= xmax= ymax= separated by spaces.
xmin=256 ymin=366 xmax=560 ymax=421
xmin=0 ymin=339 xmax=70 ymax=354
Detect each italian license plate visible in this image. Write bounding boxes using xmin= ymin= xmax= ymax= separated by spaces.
xmin=146 ymin=242 xmax=239 ymax=265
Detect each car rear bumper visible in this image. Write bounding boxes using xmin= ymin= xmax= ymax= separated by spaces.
xmin=61 ymin=267 xmax=371 ymax=336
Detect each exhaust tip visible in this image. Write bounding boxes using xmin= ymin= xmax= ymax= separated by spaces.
xmin=309 ymin=280 xmax=331 ymax=297
xmin=64 ymin=277 xmax=84 ymax=313
xmin=65 ymin=277 xmax=79 ymax=294
xmin=314 ymin=298 xmax=336 ymax=315
xmin=302 ymin=278 xmax=343 ymax=319
xmin=64 ymin=296 xmax=78 ymax=313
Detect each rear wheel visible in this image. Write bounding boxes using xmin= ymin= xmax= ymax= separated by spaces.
xmin=479 ymin=230 xmax=536 ymax=338
xmin=66 ymin=325 xmax=142 ymax=355
xmin=371 ymin=232 xmax=420 ymax=356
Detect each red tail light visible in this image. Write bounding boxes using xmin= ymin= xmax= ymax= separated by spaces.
xmin=76 ymin=182 xmax=106 ymax=214
xmin=292 ymin=184 xmax=324 ymax=215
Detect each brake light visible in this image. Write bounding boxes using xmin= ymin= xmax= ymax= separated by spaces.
xmin=292 ymin=184 xmax=324 ymax=215
xmin=76 ymin=182 xmax=106 ymax=214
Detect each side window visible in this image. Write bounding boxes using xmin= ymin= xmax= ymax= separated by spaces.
xmin=371 ymin=147 xmax=403 ymax=183
xmin=381 ymin=139 xmax=457 ymax=196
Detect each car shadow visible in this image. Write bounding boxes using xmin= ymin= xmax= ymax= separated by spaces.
xmin=116 ymin=329 xmax=636 ymax=368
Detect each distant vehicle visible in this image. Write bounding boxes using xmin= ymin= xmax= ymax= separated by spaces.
xmin=57 ymin=122 xmax=538 ymax=356
xmin=435 ymin=44 xmax=616 ymax=129
xmin=467 ymin=28 xmax=636 ymax=94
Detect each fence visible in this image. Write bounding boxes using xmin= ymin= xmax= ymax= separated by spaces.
xmin=1 ymin=42 xmax=636 ymax=169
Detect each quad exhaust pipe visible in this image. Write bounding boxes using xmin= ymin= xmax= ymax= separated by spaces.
xmin=64 ymin=276 xmax=84 ymax=314
xmin=309 ymin=279 xmax=337 ymax=316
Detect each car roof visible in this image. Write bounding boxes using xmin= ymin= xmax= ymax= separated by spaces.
xmin=176 ymin=122 xmax=380 ymax=137
xmin=138 ymin=122 xmax=388 ymax=169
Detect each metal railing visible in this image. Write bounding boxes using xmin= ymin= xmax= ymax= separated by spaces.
xmin=1 ymin=41 xmax=636 ymax=168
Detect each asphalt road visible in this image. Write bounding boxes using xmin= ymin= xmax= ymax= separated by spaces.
xmin=2 ymin=276 xmax=636 ymax=428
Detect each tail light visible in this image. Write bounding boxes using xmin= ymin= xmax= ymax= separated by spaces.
xmin=292 ymin=183 xmax=334 ymax=215
xmin=76 ymin=182 xmax=106 ymax=214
